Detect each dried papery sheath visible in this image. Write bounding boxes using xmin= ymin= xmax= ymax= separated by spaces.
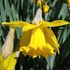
xmin=2 ymin=28 xmax=15 ymax=59
xmin=32 ymin=8 xmax=43 ymax=24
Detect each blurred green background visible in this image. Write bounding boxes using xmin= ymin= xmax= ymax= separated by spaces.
xmin=0 ymin=0 xmax=70 ymax=70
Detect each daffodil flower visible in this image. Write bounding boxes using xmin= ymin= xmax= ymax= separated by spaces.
xmin=67 ymin=0 xmax=70 ymax=5
xmin=0 ymin=52 xmax=17 ymax=70
xmin=0 ymin=28 xmax=20 ymax=70
xmin=2 ymin=19 xmax=69 ymax=58
xmin=2 ymin=8 xmax=69 ymax=58
xmin=43 ymin=4 xmax=49 ymax=14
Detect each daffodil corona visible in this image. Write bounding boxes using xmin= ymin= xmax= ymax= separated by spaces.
xmin=2 ymin=19 xmax=69 ymax=58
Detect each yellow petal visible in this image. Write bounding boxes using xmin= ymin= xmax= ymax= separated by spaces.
xmin=1 ymin=52 xmax=17 ymax=70
xmin=43 ymin=28 xmax=59 ymax=53
xmin=2 ymin=21 xmax=38 ymax=31
xmin=40 ymin=20 xmax=69 ymax=27
xmin=2 ymin=21 xmax=29 ymax=27
xmin=0 ymin=52 xmax=3 ymax=63
xmin=0 ymin=52 xmax=3 ymax=70
xmin=20 ymin=29 xmax=32 ymax=48
xmin=22 ymin=24 xmax=39 ymax=31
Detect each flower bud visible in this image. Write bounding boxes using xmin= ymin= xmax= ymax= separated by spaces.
xmin=43 ymin=4 xmax=49 ymax=14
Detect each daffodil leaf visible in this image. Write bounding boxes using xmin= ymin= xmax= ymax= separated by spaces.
xmin=11 ymin=5 xmax=19 ymax=20
xmin=59 ymin=25 xmax=70 ymax=45
xmin=4 ymin=0 xmax=13 ymax=21
xmin=0 ymin=0 xmax=6 ymax=22
xmin=58 ymin=3 xmax=68 ymax=19
xmin=53 ymin=33 xmax=70 ymax=70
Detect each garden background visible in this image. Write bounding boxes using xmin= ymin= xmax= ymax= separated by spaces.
xmin=0 ymin=0 xmax=70 ymax=70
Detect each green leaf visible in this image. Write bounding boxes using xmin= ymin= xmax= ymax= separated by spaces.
xmin=0 ymin=0 xmax=6 ymax=22
xmin=11 ymin=4 xmax=19 ymax=20
xmin=58 ymin=3 xmax=68 ymax=19
xmin=59 ymin=25 xmax=70 ymax=45
xmin=4 ymin=0 xmax=13 ymax=21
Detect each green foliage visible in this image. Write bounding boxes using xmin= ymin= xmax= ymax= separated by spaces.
xmin=0 ymin=0 xmax=70 ymax=70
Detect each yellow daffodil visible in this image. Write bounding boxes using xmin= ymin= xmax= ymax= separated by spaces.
xmin=67 ymin=0 xmax=70 ymax=5
xmin=32 ymin=0 xmax=35 ymax=3
xmin=32 ymin=0 xmax=50 ymax=14
xmin=43 ymin=4 xmax=49 ymax=14
xmin=32 ymin=0 xmax=42 ymax=7
xmin=37 ymin=0 xmax=42 ymax=7
xmin=0 ymin=52 xmax=17 ymax=70
xmin=2 ymin=20 xmax=69 ymax=58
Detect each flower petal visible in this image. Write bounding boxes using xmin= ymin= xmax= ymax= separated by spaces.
xmin=22 ymin=24 xmax=39 ymax=31
xmin=40 ymin=20 xmax=69 ymax=27
xmin=2 ymin=21 xmax=38 ymax=31
xmin=2 ymin=21 xmax=29 ymax=27
xmin=0 ymin=52 xmax=17 ymax=70
xmin=43 ymin=28 xmax=59 ymax=53
xmin=20 ymin=29 xmax=32 ymax=48
xmin=0 ymin=52 xmax=3 ymax=70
